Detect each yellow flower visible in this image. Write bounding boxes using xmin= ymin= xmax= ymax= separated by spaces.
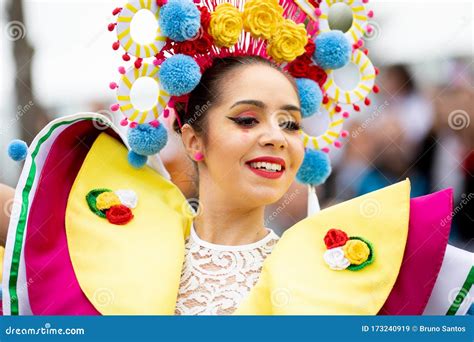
xmin=243 ymin=0 xmax=283 ymax=40
xmin=267 ymin=19 xmax=308 ymax=63
xmin=96 ymin=192 xmax=121 ymax=210
xmin=343 ymin=239 xmax=370 ymax=265
xmin=208 ymin=3 xmax=243 ymax=48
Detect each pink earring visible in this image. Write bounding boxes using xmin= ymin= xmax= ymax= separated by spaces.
xmin=194 ymin=152 xmax=204 ymax=161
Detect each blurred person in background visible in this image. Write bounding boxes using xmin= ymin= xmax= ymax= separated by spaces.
xmin=355 ymin=114 xmax=429 ymax=197
xmin=333 ymin=119 xmax=378 ymax=201
xmin=418 ymin=61 xmax=474 ymax=250
xmin=355 ymin=64 xmax=435 ymax=197
xmin=333 ymin=64 xmax=433 ymax=200
xmin=380 ymin=64 xmax=434 ymax=148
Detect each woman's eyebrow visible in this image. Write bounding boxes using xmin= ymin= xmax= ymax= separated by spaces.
xmin=280 ymin=104 xmax=301 ymax=112
xmin=230 ymin=100 xmax=266 ymax=109
xmin=230 ymin=100 xmax=301 ymax=113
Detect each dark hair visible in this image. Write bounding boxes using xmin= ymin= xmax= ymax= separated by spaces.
xmin=385 ymin=64 xmax=416 ymax=94
xmin=172 ymin=56 xmax=297 ymax=139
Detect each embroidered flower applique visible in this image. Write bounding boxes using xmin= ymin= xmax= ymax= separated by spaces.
xmin=323 ymin=228 xmax=374 ymax=271
xmin=86 ymin=188 xmax=138 ymax=225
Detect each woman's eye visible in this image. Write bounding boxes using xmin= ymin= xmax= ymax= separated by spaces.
xmin=279 ymin=121 xmax=301 ymax=131
xmin=230 ymin=117 xmax=259 ymax=127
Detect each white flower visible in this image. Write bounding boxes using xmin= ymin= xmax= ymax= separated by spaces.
xmin=114 ymin=189 xmax=138 ymax=209
xmin=323 ymin=247 xmax=350 ymax=270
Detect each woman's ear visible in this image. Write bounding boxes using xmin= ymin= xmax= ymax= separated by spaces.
xmin=180 ymin=123 xmax=203 ymax=161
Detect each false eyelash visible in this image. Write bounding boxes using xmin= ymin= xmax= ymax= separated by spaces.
xmin=228 ymin=116 xmax=259 ymax=127
xmin=281 ymin=121 xmax=301 ymax=131
xmin=228 ymin=116 xmax=301 ymax=131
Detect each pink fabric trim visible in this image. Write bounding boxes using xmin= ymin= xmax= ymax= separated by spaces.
xmin=25 ymin=120 xmax=119 ymax=315
xmin=379 ymin=188 xmax=453 ymax=315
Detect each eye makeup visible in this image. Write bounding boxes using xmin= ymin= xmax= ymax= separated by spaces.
xmin=226 ymin=115 xmax=301 ymax=131
xmin=226 ymin=103 xmax=302 ymax=131
xmin=227 ymin=116 xmax=259 ymax=127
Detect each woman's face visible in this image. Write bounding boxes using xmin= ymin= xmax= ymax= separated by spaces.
xmin=195 ymin=64 xmax=305 ymax=207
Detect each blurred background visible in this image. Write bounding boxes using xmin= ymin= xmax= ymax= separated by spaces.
xmin=0 ymin=0 xmax=472 ymax=251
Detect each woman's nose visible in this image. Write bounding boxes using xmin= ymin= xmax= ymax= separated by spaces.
xmin=259 ymin=121 xmax=288 ymax=150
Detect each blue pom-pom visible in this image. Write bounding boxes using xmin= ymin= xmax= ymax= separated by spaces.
xmin=296 ymin=149 xmax=332 ymax=185
xmin=313 ymin=30 xmax=351 ymax=70
xmin=296 ymin=78 xmax=323 ymax=118
xmin=128 ymin=151 xmax=148 ymax=169
xmin=7 ymin=139 xmax=28 ymax=161
xmin=159 ymin=54 xmax=201 ymax=96
xmin=159 ymin=0 xmax=201 ymax=42
xmin=128 ymin=123 xmax=168 ymax=156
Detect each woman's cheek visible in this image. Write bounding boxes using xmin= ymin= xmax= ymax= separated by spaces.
xmin=224 ymin=129 xmax=251 ymax=146
xmin=239 ymin=130 xmax=252 ymax=143
xmin=289 ymin=137 xmax=304 ymax=165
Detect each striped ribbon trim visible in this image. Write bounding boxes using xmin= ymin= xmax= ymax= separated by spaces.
xmin=8 ymin=117 xmax=104 ymax=315
xmin=446 ymin=266 xmax=474 ymax=315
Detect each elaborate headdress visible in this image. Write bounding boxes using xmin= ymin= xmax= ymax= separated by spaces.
xmin=8 ymin=0 xmax=378 ymax=210
xmin=105 ymin=0 xmax=378 ymax=176
xmin=4 ymin=2 xmax=469 ymax=317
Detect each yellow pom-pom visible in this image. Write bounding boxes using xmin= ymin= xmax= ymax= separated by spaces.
xmin=343 ymin=239 xmax=370 ymax=265
xmin=208 ymin=3 xmax=243 ymax=48
xmin=267 ymin=19 xmax=308 ymax=63
xmin=96 ymin=191 xmax=122 ymax=210
xmin=242 ymin=0 xmax=283 ymax=40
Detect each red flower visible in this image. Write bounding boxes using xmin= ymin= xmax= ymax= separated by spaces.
xmin=173 ymin=40 xmax=197 ymax=55
xmin=106 ymin=204 xmax=134 ymax=225
xmin=195 ymin=32 xmax=213 ymax=54
xmin=198 ymin=6 xmax=211 ymax=31
xmin=287 ymin=55 xmax=328 ymax=87
xmin=324 ymin=229 xmax=349 ymax=249
xmin=307 ymin=64 xmax=327 ymax=87
xmin=304 ymin=39 xmax=316 ymax=56
xmin=287 ymin=55 xmax=311 ymax=78
xmin=183 ymin=42 xmax=198 ymax=55
xmin=172 ymin=30 xmax=213 ymax=56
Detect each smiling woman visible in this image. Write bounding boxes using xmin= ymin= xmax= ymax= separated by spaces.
xmin=173 ymin=56 xmax=305 ymax=222
xmin=1 ymin=0 xmax=471 ymax=318
xmin=170 ymin=56 xmax=305 ymax=314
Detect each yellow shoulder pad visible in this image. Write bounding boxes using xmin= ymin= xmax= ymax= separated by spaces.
xmin=66 ymin=133 xmax=191 ymax=314
xmin=236 ymin=180 xmax=411 ymax=315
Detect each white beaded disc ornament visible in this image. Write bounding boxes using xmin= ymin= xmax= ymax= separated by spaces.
xmin=318 ymin=0 xmax=370 ymax=44
xmin=300 ymin=100 xmax=349 ymax=152
xmin=116 ymin=0 xmax=167 ymax=58
xmin=116 ymin=63 xmax=170 ymax=124
xmin=323 ymin=49 xmax=376 ymax=104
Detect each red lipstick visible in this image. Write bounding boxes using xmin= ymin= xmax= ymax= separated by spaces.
xmin=245 ymin=156 xmax=286 ymax=179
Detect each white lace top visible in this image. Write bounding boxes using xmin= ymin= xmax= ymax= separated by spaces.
xmin=174 ymin=223 xmax=280 ymax=315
